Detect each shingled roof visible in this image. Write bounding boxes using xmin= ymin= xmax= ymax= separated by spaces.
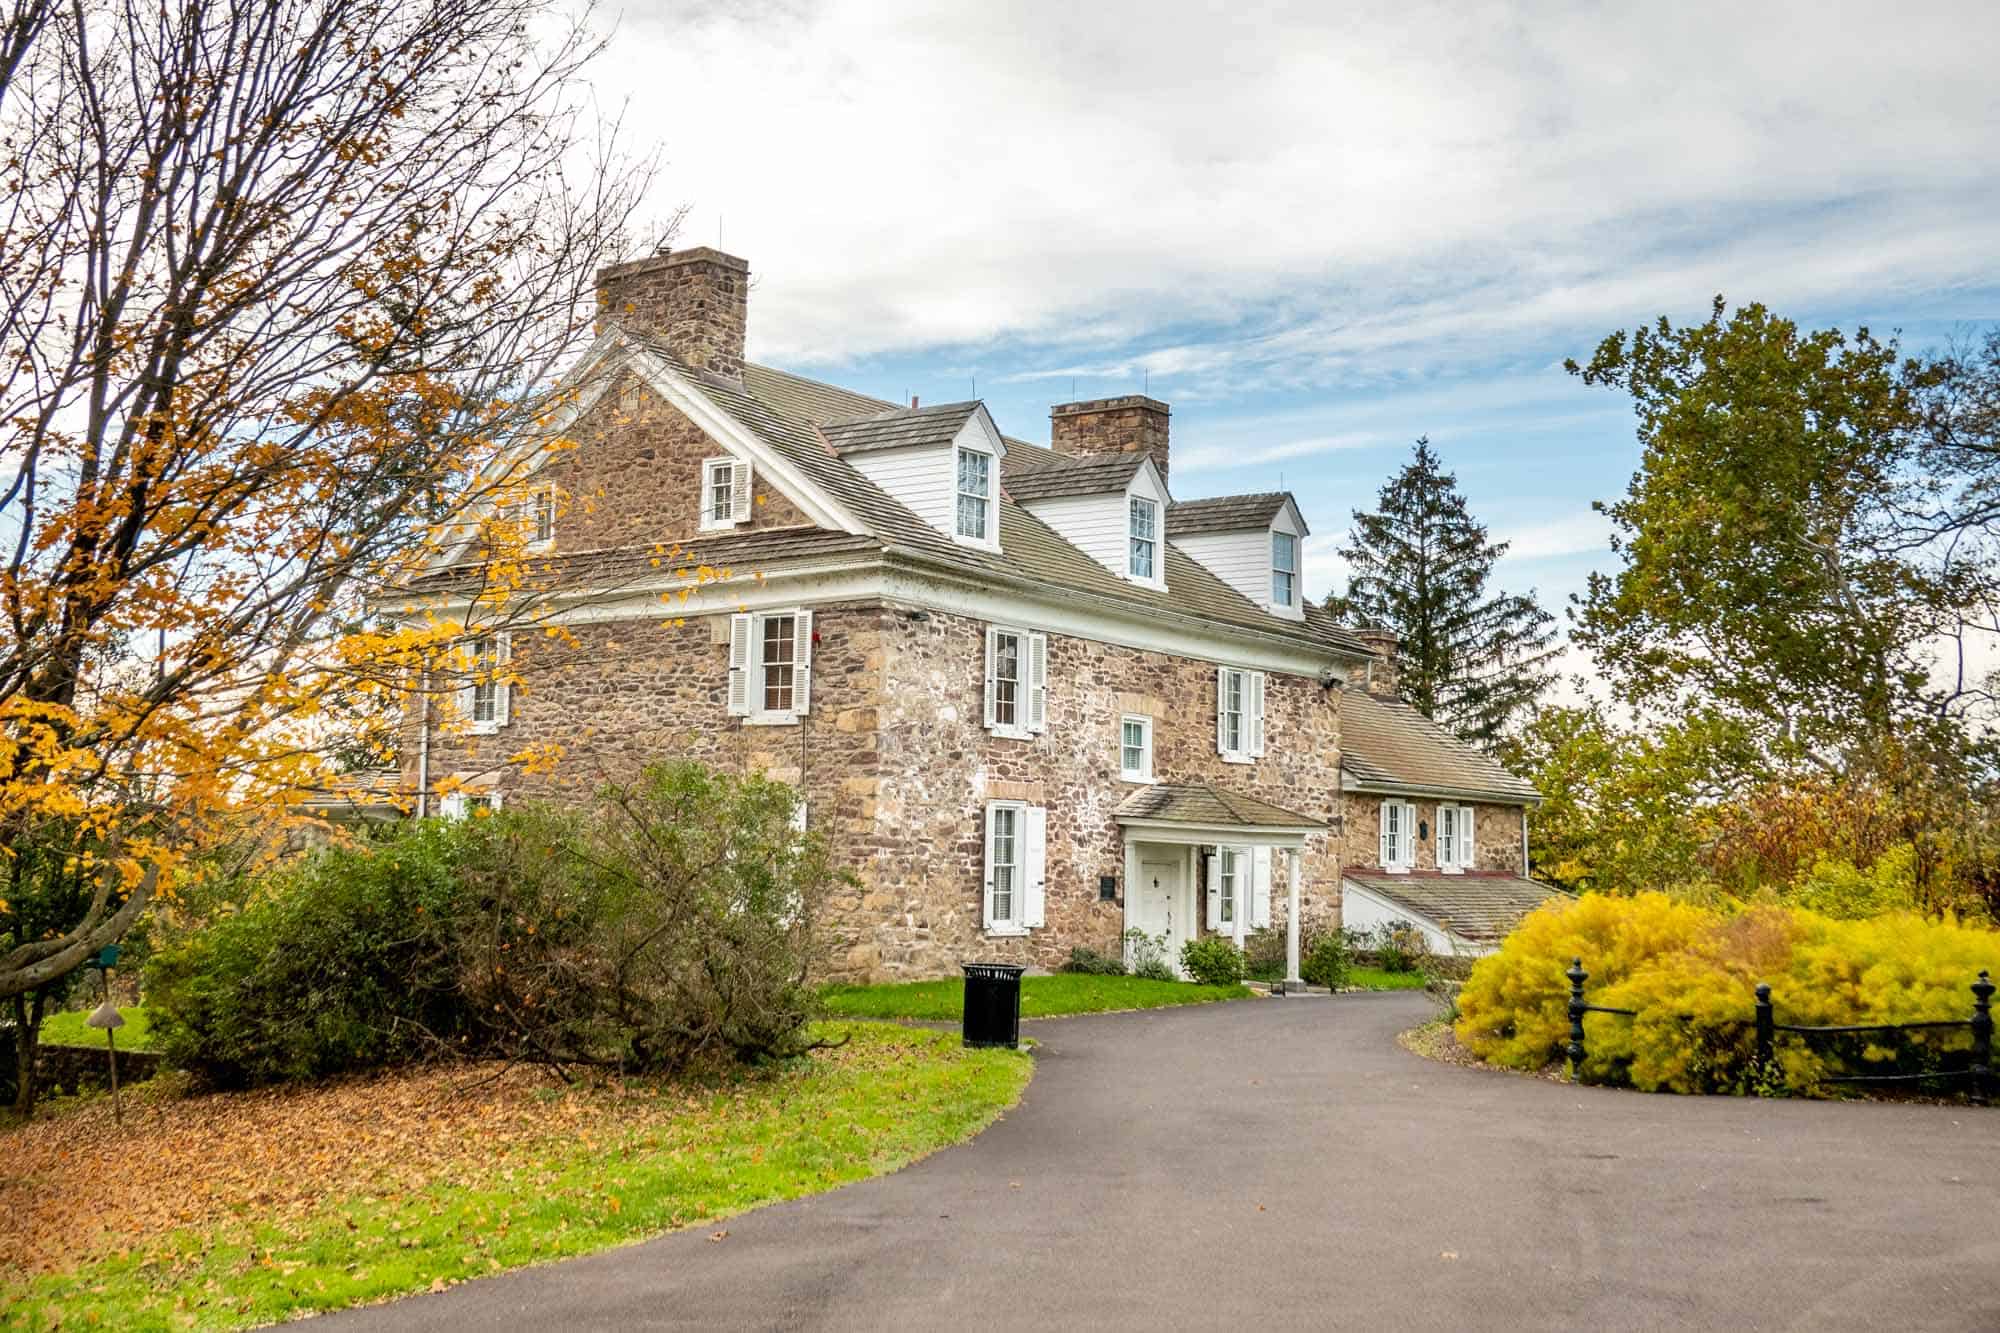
xmin=1339 ymin=689 xmax=1541 ymax=803
xmin=819 ymin=401 xmax=983 ymax=456
xmin=1003 ymin=453 xmax=1147 ymax=501
xmin=1168 ymin=492 xmax=1294 ymax=536
xmin=1115 ymin=782 xmax=1327 ymax=831
xmin=1343 ymin=870 xmax=1565 ymax=944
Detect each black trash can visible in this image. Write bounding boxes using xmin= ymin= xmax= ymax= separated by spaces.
xmin=962 ymin=963 xmax=1026 ymax=1049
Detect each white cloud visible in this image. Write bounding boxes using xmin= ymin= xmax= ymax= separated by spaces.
xmin=1497 ymin=511 xmax=1614 ymax=563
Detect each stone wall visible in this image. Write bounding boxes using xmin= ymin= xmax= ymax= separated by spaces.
xmin=595 ymin=247 xmax=749 ymax=380
xmin=1337 ymin=792 xmax=1528 ymax=876
xmin=1048 ymin=396 xmax=1172 ymax=486
xmin=537 ymin=372 xmax=816 ymax=553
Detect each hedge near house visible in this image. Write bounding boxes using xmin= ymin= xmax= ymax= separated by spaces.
xmin=1455 ymin=892 xmax=1998 ymax=1094
xmin=148 ymin=763 xmax=841 ymax=1087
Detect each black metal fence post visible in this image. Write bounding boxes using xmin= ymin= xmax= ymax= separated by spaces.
xmin=1566 ymin=957 xmax=1588 ymax=1082
xmin=1754 ymin=983 xmax=1774 ymax=1079
xmin=1973 ymin=970 xmax=1994 ymax=1108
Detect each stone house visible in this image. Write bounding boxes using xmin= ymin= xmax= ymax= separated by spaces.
xmin=391 ymin=245 xmax=1547 ymax=982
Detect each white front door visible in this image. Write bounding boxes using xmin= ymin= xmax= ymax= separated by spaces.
xmin=1133 ymin=853 xmax=1187 ymax=971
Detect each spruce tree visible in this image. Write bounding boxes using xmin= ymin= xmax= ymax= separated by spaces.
xmin=1329 ymin=438 xmax=1558 ymax=748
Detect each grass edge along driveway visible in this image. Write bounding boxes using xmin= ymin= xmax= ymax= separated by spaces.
xmin=2 ymin=1024 xmax=1030 ymax=1331
xmin=820 ymin=973 xmax=1252 ymax=1021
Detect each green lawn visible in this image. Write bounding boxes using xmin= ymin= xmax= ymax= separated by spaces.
xmin=36 ymin=1004 xmax=157 ymax=1051
xmin=2 ymin=1024 xmax=1029 ymax=1329
xmin=819 ymin=972 xmax=1250 ymax=1021
xmin=1343 ymin=966 xmax=1427 ymax=991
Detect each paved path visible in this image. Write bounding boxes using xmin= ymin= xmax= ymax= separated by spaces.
xmin=332 ymin=994 xmax=2000 ymax=1331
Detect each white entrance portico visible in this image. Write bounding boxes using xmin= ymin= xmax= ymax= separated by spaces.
xmin=1115 ymin=782 xmax=1327 ymax=985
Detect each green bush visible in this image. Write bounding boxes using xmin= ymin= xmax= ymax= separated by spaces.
xmin=149 ymin=763 xmax=842 ymax=1087
xmin=1299 ymin=932 xmax=1350 ymax=989
xmin=1240 ymin=929 xmax=1287 ymax=981
xmin=1372 ymin=921 xmax=1428 ymax=973
xmin=1455 ymin=892 xmax=1999 ymax=1094
xmin=1123 ymin=928 xmax=1176 ymax=982
xmin=1063 ymin=946 xmax=1126 ymax=976
xmin=1179 ymin=936 xmax=1246 ymax=987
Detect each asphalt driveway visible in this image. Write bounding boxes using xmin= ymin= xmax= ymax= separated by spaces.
xmin=329 ymin=993 xmax=2000 ymax=1331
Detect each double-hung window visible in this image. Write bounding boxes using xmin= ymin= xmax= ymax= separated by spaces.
xmin=1271 ymin=530 xmax=1297 ymax=608
xmin=1380 ymin=799 xmax=1417 ymax=872
xmin=1215 ymin=666 xmax=1265 ymax=762
xmin=982 ymin=800 xmax=1046 ymax=934
xmin=1128 ymin=495 xmax=1159 ymax=581
xmin=702 ymin=457 xmax=752 ymax=531
xmin=956 ymin=447 xmax=993 ymax=543
xmin=518 ymin=485 xmax=555 ymax=550
xmin=440 ymin=791 xmax=502 ymax=819
xmin=728 ymin=610 xmax=814 ymax=724
xmin=985 ymin=626 xmax=1047 ymax=737
xmin=1119 ymin=714 xmax=1153 ymax=782
xmin=461 ymin=633 xmax=510 ymax=734
xmin=1438 ymin=804 xmax=1475 ymax=873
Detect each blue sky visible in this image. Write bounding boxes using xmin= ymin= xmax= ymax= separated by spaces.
xmin=591 ymin=0 xmax=2000 ymax=634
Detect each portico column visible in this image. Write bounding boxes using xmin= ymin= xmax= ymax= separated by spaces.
xmin=1285 ymin=848 xmax=1303 ymax=987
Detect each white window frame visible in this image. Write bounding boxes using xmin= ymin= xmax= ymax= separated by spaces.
xmin=728 ymin=609 xmax=814 ymax=726
xmin=702 ymin=456 xmax=753 ymax=532
xmin=1271 ymin=529 xmax=1297 ymax=608
xmin=439 ymin=791 xmax=502 ymax=820
xmin=954 ymin=444 xmax=996 ymax=547
xmin=984 ymin=625 xmax=1046 ymax=740
xmin=982 ymin=800 xmax=1046 ymax=936
xmin=524 ymin=485 xmax=556 ymax=552
xmin=1215 ymin=666 xmax=1265 ymax=763
xmin=460 ymin=633 xmax=511 ymax=735
xmin=1128 ymin=494 xmax=1160 ymax=582
xmin=1119 ymin=713 xmax=1154 ymax=783
xmin=1438 ymin=803 xmax=1476 ymax=873
xmin=1380 ymin=798 xmax=1417 ymax=873
xmin=1217 ymin=846 xmax=1238 ymax=930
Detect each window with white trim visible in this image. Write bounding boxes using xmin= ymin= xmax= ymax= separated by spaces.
xmin=1271 ymin=530 xmax=1297 ymax=607
xmin=727 ymin=609 xmax=814 ymax=724
xmin=983 ymin=800 xmax=1046 ymax=934
xmin=439 ymin=791 xmax=502 ymax=820
xmin=984 ymin=626 xmax=1046 ymax=738
xmin=1119 ymin=714 xmax=1153 ymax=782
xmin=955 ymin=447 xmax=993 ymax=542
xmin=461 ymin=634 xmax=510 ymax=734
xmin=1438 ymin=804 xmax=1475 ymax=872
xmin=1215 ymin=666 xmax=1264 ymax=762
xmin=702 ymin=457 xmax=752 ymax=531
xmin=1379 ymin=799 xmax=1417 ymax=872
xmin=1216 ymin=847 xmax=1238 ymax=928
xmin=515 ymin=485 xmax=555 ymax=550
xmin=1128 ymin=495 xmax=1159 ymax=580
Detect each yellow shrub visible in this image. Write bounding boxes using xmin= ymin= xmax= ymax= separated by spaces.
xmin=1454 ymin=893 xmax=1998 ymax=1094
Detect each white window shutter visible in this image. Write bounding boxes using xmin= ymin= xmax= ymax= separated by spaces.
xmin=1403 ymin=803 xmax=1418 ymax=868
xmin=731 ymin=461 xmax=753 ymax=522
xmin=1215 ymin=667 xmax=1227 ymax=754
xmin=439 ymin=792 xmax=465 ymax=820
xmin=981 ymin=803 xmax=999 ymax=930
xmin=494 ymin=633 xmax=512 ymax=727
xmin=727 ymin=613 xmax=752 ymax=716
xmin=1027 ymin=632 xmax=1048 ymax=732
xmin=983 ymin=627 xmax=998 ymax=729
xmin=1022 ymin=805 xmax=1047 ymax=928
xmin=1438 ymin=805 xmax=1455 ymax=869
xmin=1251 ymin=846 xmax=1273 ymax=929
xmin=793 ymin=609 xmax=813 ymax=714
xmin=1461 ymin=806 xmax=1474 ymax=870
xmin=1248 ymin=671 xmax=1266 ymax=756
xmin=1205 ymin=851 xmax=1222 ymax=931
xmin=1379 ymin=800 xmax=1393 ymax=869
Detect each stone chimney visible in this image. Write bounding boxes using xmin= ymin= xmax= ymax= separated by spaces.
xmin=594 ymin=247 xmax=749 ymax=380
xmin=1348 ymin=626 xmax=1400 ymax=697
xmin=1049 ymin=395 xmax=1171 ymax=486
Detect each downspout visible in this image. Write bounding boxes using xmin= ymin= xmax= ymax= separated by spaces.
xmin=417 ymin=668 xmax=431 ymax=819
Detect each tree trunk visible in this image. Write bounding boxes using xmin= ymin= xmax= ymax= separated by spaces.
xmin=9 ymin=989 xmax=42 ymax=1117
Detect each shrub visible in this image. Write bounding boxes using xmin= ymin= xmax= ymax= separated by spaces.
xmin=149 ymin=763 xmax=842 ymax=1087
xmin=1063 ymin=946 xmax=1126 ymax=976
xmin=1372 ymin=921 xmax=1429 ymax=973
xmin=1241 ymin=928 xmax=1287 ymax=982
xmin=1455 ymin=892 xmax=1999 ymax=1094
xmin=1179 ymin=936 xmax=1246 ymax=987
xmin=1123 ymin=928 xmax=1176 ymax=982
xmin=1299 ymin=932 xmax=1350 ymax=989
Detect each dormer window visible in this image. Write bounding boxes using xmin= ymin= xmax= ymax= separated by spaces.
xmin=1271 ymin=530 xmax=1297 ymax=607
xmin=955 ymin=447 xmax=993 ymax=543
xmin=702 ymin=457 xmax=752 ymax=532
xmin=1128 ymin=496 xmax=1159 ymax=580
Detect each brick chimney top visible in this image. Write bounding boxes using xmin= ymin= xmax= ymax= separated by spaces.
xmin=1049 ymin=395 xmax=1171 ymax=487
xmin=595 ymin=247 xmax=749 ymax=380
xmin=1348 ymin=626 xmax=1400 ymax=697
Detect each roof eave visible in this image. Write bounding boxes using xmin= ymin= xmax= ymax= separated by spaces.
xmin=1340 ymin=771 xmax=1543 ymax=806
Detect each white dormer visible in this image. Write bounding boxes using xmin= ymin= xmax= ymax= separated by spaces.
xmin=1009 ymin=454 xmax=1170 ymax=590
xmin=823 ymin=401 xmax=1004 ymax=554
xmin=1167 ymin=493 xmax=1309 ymax=619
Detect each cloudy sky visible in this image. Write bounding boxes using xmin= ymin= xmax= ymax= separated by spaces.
xmin=589 ymin=0 xmax=2000 ymax=629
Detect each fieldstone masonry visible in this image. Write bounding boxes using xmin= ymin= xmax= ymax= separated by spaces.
xmin=1338 ymin=792 xmax=1528 ymax=875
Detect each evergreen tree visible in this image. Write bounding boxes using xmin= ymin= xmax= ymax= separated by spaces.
xmin=1329 ymin=438 xmax=1558 ymax=747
